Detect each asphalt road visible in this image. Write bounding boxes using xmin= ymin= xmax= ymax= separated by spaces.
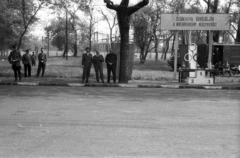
xmin=0 ymin=86 xmax=239 ymax=157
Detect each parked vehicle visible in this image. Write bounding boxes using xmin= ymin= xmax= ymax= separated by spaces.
xmin=167 ymin=54 xmax=181 ymax=69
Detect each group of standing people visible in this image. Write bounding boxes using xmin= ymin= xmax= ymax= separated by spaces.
xmin=8 ymin=45 xmax=116 ymax=83
xmin=82 ymin=47 xmax=117 ymax=83
xmin=8 ymin=45 xmax=47 ymax=81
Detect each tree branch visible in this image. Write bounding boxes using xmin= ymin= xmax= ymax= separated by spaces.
xmin=128 ymin=0 xmax=149 ymax=16
xmin=104 ymin=0 xmax=118 ymax=11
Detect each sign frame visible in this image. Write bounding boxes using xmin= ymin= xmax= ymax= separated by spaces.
xmin=160 ymin=13 xmax=231 ymax=31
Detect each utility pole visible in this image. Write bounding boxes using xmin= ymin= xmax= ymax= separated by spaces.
xmin=47 ymin=31 xmax=49 ymax=57
xmin=65 ymin=8 xmax=68 ymax=60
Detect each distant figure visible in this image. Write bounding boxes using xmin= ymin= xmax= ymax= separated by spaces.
xmin=82 ymin=47 xmax=92 ymax=83
xmin=92 ymin=50 xmax=104 ymax=83
xmin=31 ymin=52 xmax=36 ymax=66
xmin=22 ymin=49 xmax=32 ymax=77
xmin=213 ymin=47 xmax=220 ymax=64
xmin=223 ymin=61 xmax=233 ymax=76
xmin=8 ymin=45 xmax=22 ymax=82
xmin=215 ymin=61 xmax=223 ymax=75
xmin=36 ymin=48 xmax=47 ymax=77
xmin=105 ymin=48 xmax=117 ymax=83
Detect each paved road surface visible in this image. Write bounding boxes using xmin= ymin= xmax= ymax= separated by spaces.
xmin=0 ymin=86 xmax=239 ymax=157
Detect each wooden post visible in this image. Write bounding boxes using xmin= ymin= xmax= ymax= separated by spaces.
xmin=189 ymin=30 xmax=191 ymax=44
xmin=173 ymin=31 xmax=179 ymax=79
xmin=208 ymin=31 xmax=213 ymax=69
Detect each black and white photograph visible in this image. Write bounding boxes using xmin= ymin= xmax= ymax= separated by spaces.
xmin=0 ymin=0 xmax=240 ymax=157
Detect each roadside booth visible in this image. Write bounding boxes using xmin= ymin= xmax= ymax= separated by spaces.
xmin=161 ymin=13 xmax=231 ymax=85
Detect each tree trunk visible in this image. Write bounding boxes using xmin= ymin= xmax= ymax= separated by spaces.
xmin=139 ymin=48 xmax=145 ymax=64
xmin=154 ymin=43 xmax=158 ymax=62
xmin=73 ymin=17 xmax=78 ymax=57
xmin=74 ymin=30 xmax=78 ymax=57
xmin=17 ymin=30 xmax=27 ymax=50
xmin=118 ymin=11 xmax=130 ymax=83
xmin=236 ymin=16 xmax=240 ymax=44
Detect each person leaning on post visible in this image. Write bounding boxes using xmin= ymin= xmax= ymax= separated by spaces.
xmin=92 ymin=50 xmax=104 ymax=83
xmin=82 ymin=47 xmax=92 ymax=83
xmin=36 ymin=48 xmax=47 ymax=78
xmin=22 ymin=49 xmax=32 ymax=77
xmin=8 ymin=45 xmax=22 ymax=82
xmin=105 ymin=48 xmax=117 ymax=83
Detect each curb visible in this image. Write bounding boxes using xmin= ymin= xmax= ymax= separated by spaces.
xmin=0 ymin=81 xmax=240 ymax=90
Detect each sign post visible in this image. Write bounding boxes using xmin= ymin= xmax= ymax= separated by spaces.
xmin=208 ymin=31 xmax=213 ymax=69
xmin=173 ymin=31 xmax=179 ymax=79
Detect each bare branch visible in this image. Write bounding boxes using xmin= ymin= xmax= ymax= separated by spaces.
xmin=104 ymin=0 xmax=118 ymax=11
xmin=128 ymin=0 xmax=149 ymax=16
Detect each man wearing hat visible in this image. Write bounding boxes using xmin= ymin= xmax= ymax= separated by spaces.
xmin=82 ymin=47 xmax=92 ymax=83
xmin=8 ymin=45 xmax=22 ymax=81
xmin=92 ymin=50 xmax=104 ymax=83
xmin=36 ymin=48 xmax=47 ymax=77
xmin=22 ymin=49 xmax=32 ymax=77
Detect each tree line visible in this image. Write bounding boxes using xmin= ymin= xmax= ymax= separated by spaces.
xmin=131 ymin=0 xmax=240 ymax=64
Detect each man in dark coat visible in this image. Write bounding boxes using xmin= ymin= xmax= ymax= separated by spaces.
xmin=82 ymin=47 xmax=92 ymax=83
xmin=8 ymin=45 xmax=22 ymax=82
xmin=92 ymin=50 xmax=104 ymax=83
xmin=105 ymin=48 xmax=117 ymax=83
xmin=22 ymin=49 xmax=32 ymax=77
xmin=36 ymin=48 xmax=47 ymax=78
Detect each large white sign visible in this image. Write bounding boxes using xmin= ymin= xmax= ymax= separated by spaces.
xmin=161 ymin=14 xmax=230 ymax=30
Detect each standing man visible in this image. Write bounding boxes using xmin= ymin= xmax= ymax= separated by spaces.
xmin=82 ymin=47 xmax=92 ymax=83
xmin=36 ymin=48 xmax=47 ymax=78
xmin=8 ymin=45 xmax=22 ymax=82
xmin=105 ymin=48 xmax=117 ymax=83
xmin=22 ymin=49 xmax=32 ymax=77
xmin=92 ymin=50 xmax=104 ymax=83
xmin=31 ymin=51 xmax=36 ymax=66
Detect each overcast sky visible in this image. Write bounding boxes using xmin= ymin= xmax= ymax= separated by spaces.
xmin=31 ymin=0 xmax=140 ymax=38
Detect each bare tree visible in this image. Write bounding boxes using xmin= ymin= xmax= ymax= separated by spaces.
xmin=99 ymin=9 xmax=118 ymax=45
xmin=17 ymin=0 xmax=47 ymax=50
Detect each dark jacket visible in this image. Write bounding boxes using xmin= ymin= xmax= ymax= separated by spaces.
xmin=82 ymin=53 xmax=92 ymax=66
xmin=8 ymin=50 xmax=22 ymax=67
xmin=38 ymin=53 xmax=47 ymax=64
xmin=105 ymin=53 xmax=117 ymax=67
xmin=22 ymin=54 xmax=32 ymax=65
xmin=93 ymin=54 xmax=104 ymax=67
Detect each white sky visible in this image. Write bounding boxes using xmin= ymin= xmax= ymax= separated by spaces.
xmin=31 ymin=0 xmax=140 ymax=38
xmin=30 ymin=0 xmax=238 ymax=38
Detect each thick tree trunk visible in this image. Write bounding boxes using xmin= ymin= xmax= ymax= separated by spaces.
xmin=118 ymin=11 xmax=129 ymax=83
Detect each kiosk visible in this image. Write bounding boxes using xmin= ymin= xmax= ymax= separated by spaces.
xmin=161 ymin=13 xmax=230 ymax=85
